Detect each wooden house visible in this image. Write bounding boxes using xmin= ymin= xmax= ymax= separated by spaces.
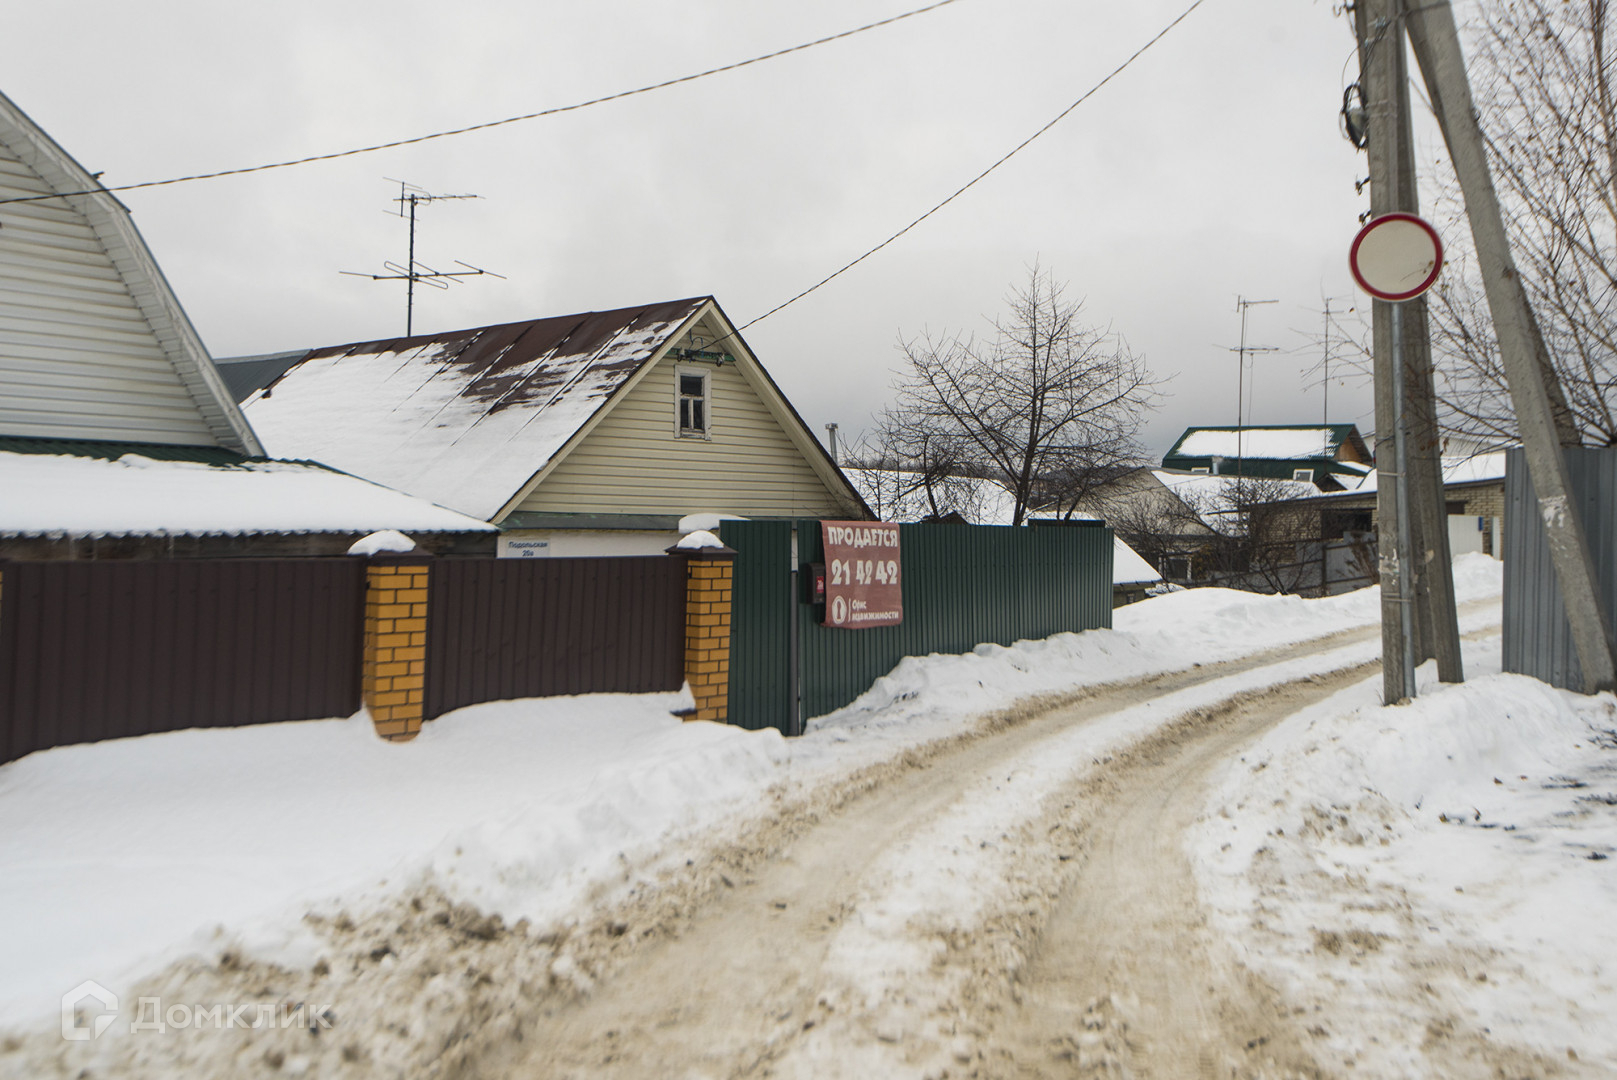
xmin=220 ymin=299 xmax=871 ymax=555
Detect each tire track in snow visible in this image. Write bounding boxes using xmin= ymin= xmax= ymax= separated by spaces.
xmin=489 ymin=631 xmax=1418 ymax=1079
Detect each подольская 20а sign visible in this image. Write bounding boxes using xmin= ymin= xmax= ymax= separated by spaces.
xmin=820 ymin=521 xmax=903 ymax=628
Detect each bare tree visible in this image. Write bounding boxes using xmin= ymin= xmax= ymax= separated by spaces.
xmin=879 ymin=267 xmax=1161 ymax=525
xmin=1428 ymin=0 xmax=1617 ymax=447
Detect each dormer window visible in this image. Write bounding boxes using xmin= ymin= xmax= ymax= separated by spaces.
xmin=677 ymin=367 xmax=710 ymax=437
xmin=1293 ymin=468 xmax=1315 ymax=483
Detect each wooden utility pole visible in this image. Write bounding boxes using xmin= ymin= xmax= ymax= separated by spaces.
xmin=1356 ymin=0 xmax=1418 ymax=701
xmin=1403 ymin=1 xmax=1617 ymax=692
xmin=1385 ymin=1 xmax=1464 ymax=683
xmin=1354 ymin=0 xmax=1465 ymax=699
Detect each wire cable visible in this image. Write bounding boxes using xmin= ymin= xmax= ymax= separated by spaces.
xmin=729 ymin=0 xmax=1211 ymax=339
xmin=0 ymin=0 xmax=965 ymax=207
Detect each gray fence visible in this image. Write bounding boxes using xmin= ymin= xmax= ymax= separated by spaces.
xmin=1502 ymin=447 xmax=1617 ymax=691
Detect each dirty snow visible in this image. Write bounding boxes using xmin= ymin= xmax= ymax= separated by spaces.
xmin=1194 ymin=640 xmax=1617 ymax=1072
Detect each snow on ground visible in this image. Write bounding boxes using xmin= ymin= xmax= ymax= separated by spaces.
xmin=0 ymin=691 xmax=789 ymax=1026
xmin=1193 ymin=638 xmax=1617 ymax=1072
xmin=1 ymin=555 xmax=1503 ymax=1041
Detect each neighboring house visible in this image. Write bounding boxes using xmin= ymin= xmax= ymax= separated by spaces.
xmin=1075 ymin=467 xmax=1318 ymax=585
xmin=220 ymin=299 xmax=870 ymax=555
xmin=846 ymin=468 xmax=1161 ymax=606
xmin=843 ymin=467 xmax=1018 ymax=526
xmin=1283 ymin=449 xmax=1508 ymax=558
xmin=1161 ymin=424 xmax=1373 ymax=491
xmin=0 ymin=89 xmax=495 ymax=558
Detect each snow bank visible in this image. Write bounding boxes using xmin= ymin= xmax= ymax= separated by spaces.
xmin=1194 ymin=645 xmax=1617 ymax=1070
xmin=0 ymin=692 xmax=787 ymax=1025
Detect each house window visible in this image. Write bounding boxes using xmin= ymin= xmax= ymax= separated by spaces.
xmin=676 ymin=367 xmax=710 ymax=437
xmin=1293 ymin=468 xmax=1315 ymax=483
xmin=1190 ymin=467 xmax=1210 ymax=474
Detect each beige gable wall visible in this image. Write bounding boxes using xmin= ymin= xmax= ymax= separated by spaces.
xmin=0 ymin=146 xmax=216 ymax=445
xmin=512 ymin=350 xmax=850 ymax=519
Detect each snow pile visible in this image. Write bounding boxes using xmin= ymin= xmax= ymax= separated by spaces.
xmin=0 ymin=692 xmax=788 ymax=1025
xmin=1193 ymin=647 xmax=1617 ymax=1070
xmin=674 ymin=529 xmax=726 ymax=550
xmin=346 ymin=529 xmax=416 ymax=555
xmin=0 ymin=451 xmax=494 ymax=537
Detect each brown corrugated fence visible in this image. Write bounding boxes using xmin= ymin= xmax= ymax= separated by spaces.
xmin=0 ymin=559 xmax=365 ymax=765
xmin=424 ymin=556 xmax=686 ymax=719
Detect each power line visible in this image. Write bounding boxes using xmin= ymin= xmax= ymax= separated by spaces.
xmin=730 ymin=0 xmax=1211 ymax=339
xmin=0 ymin=0 xmax=966 ymax=207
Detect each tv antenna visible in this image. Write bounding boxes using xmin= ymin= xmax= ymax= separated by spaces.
xmin=341 ymin=179 xmax=504 ymax=336
xmin=1228 ymin=296 xmax=1279 ymax=474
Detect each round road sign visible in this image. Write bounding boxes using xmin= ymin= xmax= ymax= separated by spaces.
xmin=1349 ymin=212 xmax=1443 ymax=302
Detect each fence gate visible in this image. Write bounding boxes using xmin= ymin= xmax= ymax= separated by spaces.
xmin=424 ymin=556 xmax=686 ymax=720
xmin=0 ymin=559 xmax=365 ymax=765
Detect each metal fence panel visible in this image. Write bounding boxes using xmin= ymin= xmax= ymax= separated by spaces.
xmin=719 ymin=520 xmax=796 ymax=733
xmin=0 ymin=559 xmax=365 ymax=764
xmin=795 ymin=521 xmax=1113 ymax=723
xmin=1503 ymin=447 xmax=1617 ymax=690
xmin=424 ymin=556 xmax=685 ymax=719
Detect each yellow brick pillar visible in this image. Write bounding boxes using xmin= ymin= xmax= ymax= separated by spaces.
xmin=671 ymin=544 xmax=736 ymax=724
xmin=362 ymin=557 xmax=431 ymax=740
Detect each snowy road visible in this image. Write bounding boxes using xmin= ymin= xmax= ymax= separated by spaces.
xmin=15 ymin=562 xmax=1605 ymax=1079
xmin=483 ymin=625 xmax=1494 ymax=1079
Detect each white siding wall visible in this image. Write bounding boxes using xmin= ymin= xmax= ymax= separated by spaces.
xmin=514 ymin=355 xmax=849 ymax=518
xmin=0 ymin=146 xmax=215 ymax=444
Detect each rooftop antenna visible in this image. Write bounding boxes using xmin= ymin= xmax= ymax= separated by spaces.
xmin=1228 ymin=296 xmax=1278 ymax=476
xmin=341 ymin=179 xmax=504 ymax=336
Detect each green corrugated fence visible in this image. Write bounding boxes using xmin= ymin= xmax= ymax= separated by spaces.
xmin=721 ymin=519 xmax=1113 ymax=734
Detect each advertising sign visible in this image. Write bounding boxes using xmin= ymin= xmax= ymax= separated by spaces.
xmin=820 ymin=521 xmax=903 ymax=628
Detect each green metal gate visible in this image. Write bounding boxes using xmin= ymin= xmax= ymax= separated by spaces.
xmin=723 ymin=519 xmax=1114 ymax=735
xmin=719 ymin=520 xmax=796 ymax=733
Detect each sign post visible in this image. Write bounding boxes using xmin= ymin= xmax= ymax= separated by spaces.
xmin=1350 ymin=211 xmax=1443 ymax=703
xmin=819 ymin=521 xmax=903 ymax=628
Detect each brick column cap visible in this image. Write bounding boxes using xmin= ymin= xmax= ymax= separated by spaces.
xmin=665 ymin=543 xmax=738 ymax=559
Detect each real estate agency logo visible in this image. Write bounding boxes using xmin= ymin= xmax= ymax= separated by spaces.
xmin=61 ymin=979 xmax=118 ymax=1041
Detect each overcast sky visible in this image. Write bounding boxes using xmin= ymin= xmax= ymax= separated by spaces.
xmin=6 ymin=0 xmax=1390 ymax=458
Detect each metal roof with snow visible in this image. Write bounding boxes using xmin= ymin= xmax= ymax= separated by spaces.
xmin=224 ymin=297 xmax=866 ymax=523
xmin=0 ymin=439 xmax=495 ymax=538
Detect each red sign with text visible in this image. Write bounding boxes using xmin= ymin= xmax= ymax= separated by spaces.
xmin=820 ymin=521 xmax=903 ymax=628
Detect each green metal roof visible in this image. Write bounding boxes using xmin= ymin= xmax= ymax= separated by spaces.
xmin=1163 ymin=424 xmax=1364 ymax=461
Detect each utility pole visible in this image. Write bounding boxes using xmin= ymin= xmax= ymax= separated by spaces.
xmin=1356 ymin=0 xmax=1465 ymax=684
xmin=1356 ymin=0 xmax=1420 ymax=701
xmin=1229 ymin=296 xmax=1278 ymax=477
xmin=1404 ymin=1 xmax=1617 ymax=692
xmin=341 ymin=180 xmax=504 ymax=336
